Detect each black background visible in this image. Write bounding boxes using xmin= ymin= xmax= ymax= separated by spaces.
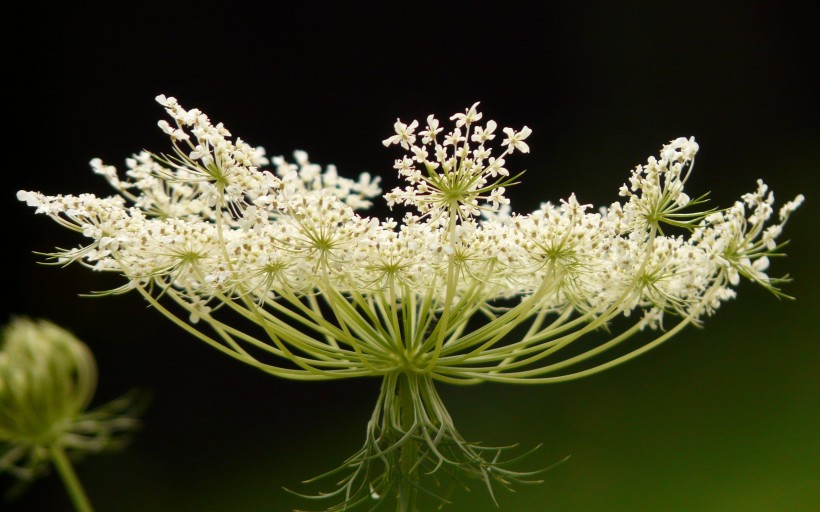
xmin=5 ymin=2 xmax=819 ymax=511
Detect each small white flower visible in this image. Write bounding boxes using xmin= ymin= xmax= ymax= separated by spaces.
xmin=157 ymin=119 xmax=175 ymax=135
xmin=411 ymin=145 xmax=428 ymax=163
xmin=501 ymin=126 xmax=532 ymax=153
xmin=779 ymin=194 xmax=805 ymax=221
xmin=16 ymin=190 xmax=40 ymax=207
xmin=488 ymin=187 xmax=510 ymax=210
xmin=450 ymin=102 xmax=482 ymax=127
xmin=471 ymin=119 xmax=497 ymax=143
xmin=419 ymin=115 xmax=442 ymax=143
xmin=443 ymin=127 xmax=465 ymax=147
xmin=382 ymin=119 xmax=419 ymax=149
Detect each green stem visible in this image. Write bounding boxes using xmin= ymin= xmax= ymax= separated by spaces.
xmin=397 ymin=373 xmax=418 ymax=512
xmin=49 ymin=444 xmax=94 ymax=512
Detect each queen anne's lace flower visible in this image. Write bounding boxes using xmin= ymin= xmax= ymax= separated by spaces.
xmin=19 ymin=97 xmax=803 ymax=510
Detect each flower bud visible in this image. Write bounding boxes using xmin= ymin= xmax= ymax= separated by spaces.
xmin=0 ymin=318 xmax=140 ymax=481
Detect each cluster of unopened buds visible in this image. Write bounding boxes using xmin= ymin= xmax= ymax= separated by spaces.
xmin=0 ymin=318 xmax=141 ymax=511
xmin=18 ymin=96 xmax=803 ymax=510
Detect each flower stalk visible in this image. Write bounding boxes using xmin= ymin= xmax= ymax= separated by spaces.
xmin=397 ymin=374 xmax=418 ymax=512
xmin=49 ymin=444 xmax=94 ymax=512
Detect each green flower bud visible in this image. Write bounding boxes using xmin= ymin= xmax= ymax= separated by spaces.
xmin=0 ymin=318 xmax=141 ymax=482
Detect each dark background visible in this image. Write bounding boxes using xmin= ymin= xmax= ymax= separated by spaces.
xmin=5 ymin=2 xmax=818 ymax=511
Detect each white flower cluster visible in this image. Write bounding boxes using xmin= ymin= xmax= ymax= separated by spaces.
xmin=383 ymin=102 xmax=526 ymax=220
xmin=19 ymin=97 xmax=803 ymax=509
xmin=18 ymin=97 xmax=803 ymax=382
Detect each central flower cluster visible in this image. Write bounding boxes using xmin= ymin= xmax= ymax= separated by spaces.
xmin=383 ymin=102 xmax=526 ymax=221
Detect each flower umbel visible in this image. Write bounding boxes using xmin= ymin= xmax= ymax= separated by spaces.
xmin=19 ymin=97 xmax=803 ymax=511
xmin=384 ymin=102 xmax=522 ymax=222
